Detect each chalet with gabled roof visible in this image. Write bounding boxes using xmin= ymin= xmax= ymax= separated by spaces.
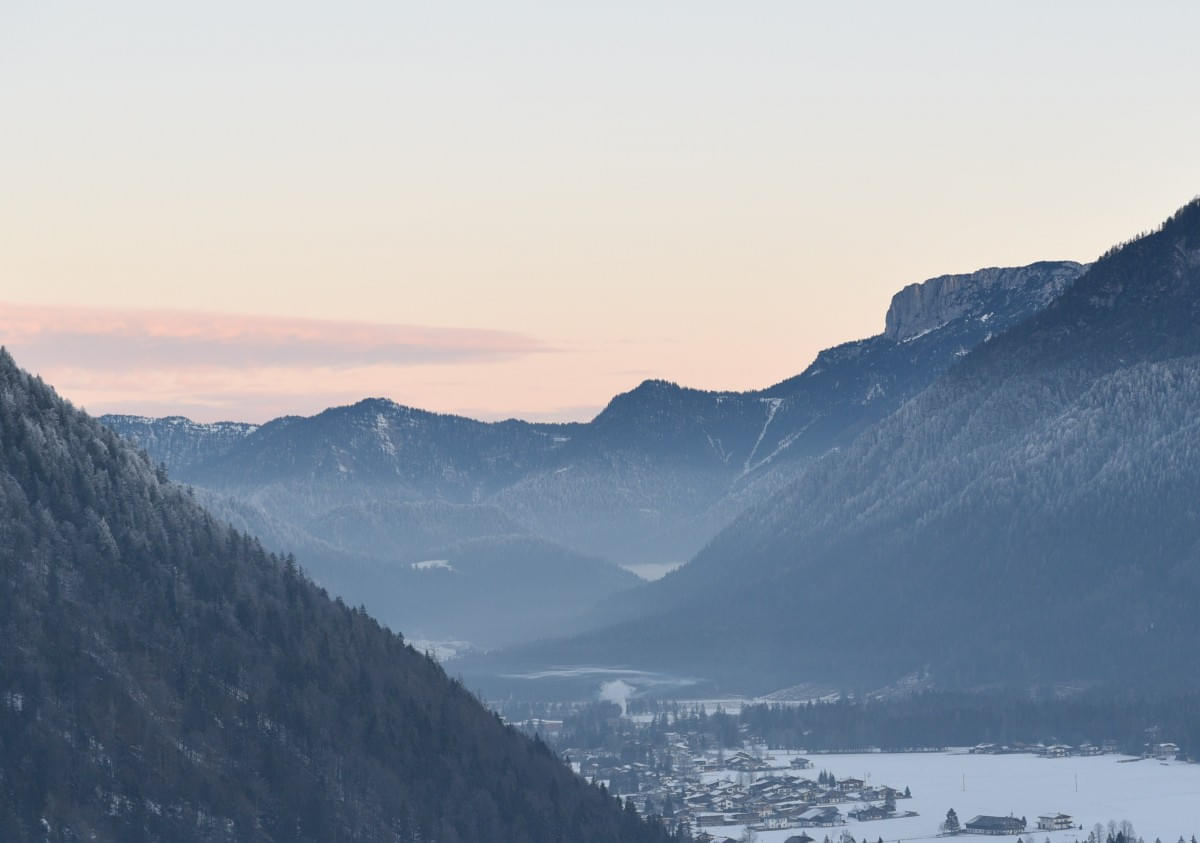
xmin=1036 ymin=814 xmax=1075 ymax=831
xmin=849 ymin=804 xmax=892 ymax=821
xmin=965 ymin=815 xmax=1026 ymax=835
xmin=797 ymin=806 xmax=843 ymax=827
xmin=1153 ymin=741 xmax=1180 ymax=759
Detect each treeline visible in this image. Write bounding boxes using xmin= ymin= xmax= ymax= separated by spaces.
xmin=740 ymin=692 xmax=1200 ymax=756
xmin=0 ymin=349 xmax=681 ymax=843
xmin=549 ymin=692 xmax=1200 ymax=762
xmin=556 ymin=701 xmax=742 ymax=755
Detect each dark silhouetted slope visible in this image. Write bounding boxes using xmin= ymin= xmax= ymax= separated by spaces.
xmin=0 ymin=349 xmax=677 ymax=843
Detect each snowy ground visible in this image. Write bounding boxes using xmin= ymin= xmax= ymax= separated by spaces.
xmin=700 ymin=751 xmax=1200 ymax=842
xmin=407 ymin=638 xmax=474 ymax=661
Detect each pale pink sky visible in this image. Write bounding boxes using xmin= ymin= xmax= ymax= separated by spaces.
xmin=3 ymin=2 xmax=1200 ymax=422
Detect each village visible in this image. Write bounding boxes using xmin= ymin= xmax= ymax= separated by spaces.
xmin=506 ymin=702 xmax=1191 ymax=842
xmin=565 ymin=737 xmax=1128 ymax=841
xmin=567 ymin=740 xmax=918 ymax=838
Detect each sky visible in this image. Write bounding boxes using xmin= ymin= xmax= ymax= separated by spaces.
xmin=3 ymin=1 xmax=1200 ymax=423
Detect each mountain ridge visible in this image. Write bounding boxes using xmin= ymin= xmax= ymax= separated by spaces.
xmin=883 ymin=260 xmax=1081 ymax=342
xmin=102 ymin=259 xmax=1086 ymax=650
xmin=479 ymin=199 xmax=1200 ymax=694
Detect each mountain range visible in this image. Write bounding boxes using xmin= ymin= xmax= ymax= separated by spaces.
xmin=482 ymin=198 xmax=1200 ymax=695
xmin=96 ymin=200 xmax=1200 ymax=699
xmin=8 ymin=195 xmax=1200 ymax=840
xmin=102 ymin=259 xmax=1084 ymax=650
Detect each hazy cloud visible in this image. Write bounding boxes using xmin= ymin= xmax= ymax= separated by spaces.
xmin=0 ymin=303 xmax=549 ymax=370
xmin=0 ymin=303 xmax=562 ymax=422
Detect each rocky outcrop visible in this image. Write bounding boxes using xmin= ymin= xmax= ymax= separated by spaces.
xmin=884 ymin=261 xmax=1085 ymax=342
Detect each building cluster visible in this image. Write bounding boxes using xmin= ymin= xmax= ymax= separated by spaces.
xmin=958 ymin=813 xmax=1078 ymax=835
xmin=968 ymin=740 xmax=1180 ymax=761
xmin=969 ymin=741 xmax=1116 ymax=757
xmin=569 ymin=737 xmax=914 ymax=836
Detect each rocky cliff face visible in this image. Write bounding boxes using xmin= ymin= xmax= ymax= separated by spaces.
xmin=884 ymin=261 xmax=1085 ymax=342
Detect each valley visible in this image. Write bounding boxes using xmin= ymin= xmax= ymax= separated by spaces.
xmin=102 ymin=260 xmax=1085 ymax=656
xmin=7 ymin=4 xmax=1199 ymax=839
xmin=502 ymin=695 xmax=1200 ymax=841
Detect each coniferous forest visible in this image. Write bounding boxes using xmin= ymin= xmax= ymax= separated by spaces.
xmin=537 ymin=693 xmax=1200 ymax=759
xmin=737 ymin=694 xmax=1200 ymax=755
xmin=0 ymin=349 xmax=679 ymax=842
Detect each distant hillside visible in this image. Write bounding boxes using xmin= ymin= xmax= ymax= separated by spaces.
xmin=103 ymin=261 xmax=1081 ymax=649
xmin=97 ymin=414 xmax=259 ymax=475
xmin=489 ymin=200 xmax=1200 ymax=694
xmin=0 ymin=349 xmax=677 ymax=843
xmin=104 ymin=404 xmax=639 ymax=649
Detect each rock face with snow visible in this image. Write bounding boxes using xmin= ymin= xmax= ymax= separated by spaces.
xmin=884 ymin=262 xmax=1083 ymax=342
xmin=101 ymin=259 xmax=1083 ymax=649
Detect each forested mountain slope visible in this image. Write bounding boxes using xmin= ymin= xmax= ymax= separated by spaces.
xmin=0 ymin=349 xmax=676 ymax=843
xmin=485 ymin=200 xmax=1200 ymax=694
xmin=99 ymin=414 xmax=258 ymax=476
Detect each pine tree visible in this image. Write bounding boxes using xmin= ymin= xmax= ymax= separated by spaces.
xmin=942 ymin=809 xmax=961 ymax=834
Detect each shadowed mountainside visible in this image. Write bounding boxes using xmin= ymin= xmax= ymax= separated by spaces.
xmin=0 ymin=348 xmax=678 ymax=843
xmin=479 ymin=200 xmax=1200 ymax=694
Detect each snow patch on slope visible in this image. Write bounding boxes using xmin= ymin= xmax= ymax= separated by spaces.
xmin=375 ymin=413 xmax=396 ymax=456
xmin=412 ymin=559 xmax=455 ymax=572
xmin=901 ymin=321 xmax=949 ymax=343
xmin=743 ymin=398 xmax=783 ymax=474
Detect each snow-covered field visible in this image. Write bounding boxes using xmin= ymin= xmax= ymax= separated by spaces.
xmin=705 ymin=751 xmax=1200 ymax=842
